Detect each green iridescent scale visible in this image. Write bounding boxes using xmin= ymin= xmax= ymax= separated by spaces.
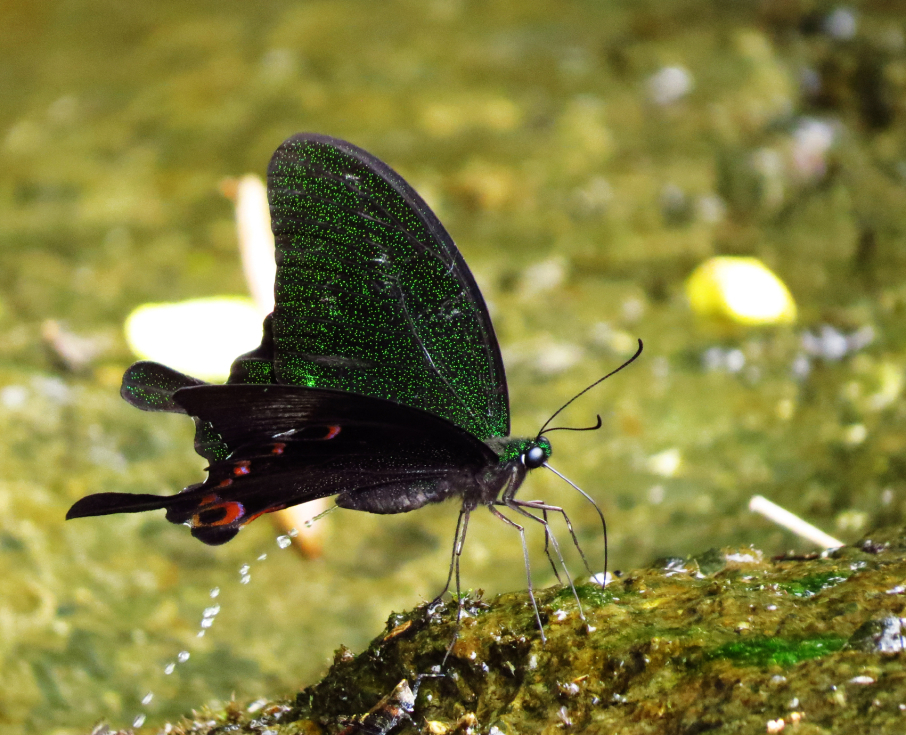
xmin=121 ymin=361 xmax=205 ymax=412
xmin=265 ymin=134 xmax=509 ymax=440
xmin=227 ymin=315 xmax=277 ymax=386
xmin=193 ymin=420 xmax=230 ymax=462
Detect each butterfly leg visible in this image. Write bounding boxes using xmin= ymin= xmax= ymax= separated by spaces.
xmin=502 ymin=500 xmax=586 ymax=623
xmin=433 ymin=507 xmax=470 ymax=605
xmin=540 ymin=508 xmax=564 ymax=584
xmin=504 ymin=502 xmax=561 ymax=583
xmin=438 ymin=507 xmax=471 ymax=666
xmin=488 ymin=506 xmax=546 ymax=643
xmin=543 ymin=463 xmax=610 ymax=589
xmin=512 ymin=500 xmax=595 ymax=578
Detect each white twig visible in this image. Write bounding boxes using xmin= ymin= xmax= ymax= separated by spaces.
xmin=232 ymin=175 xmax=276 ymax=317
xmin=749 ymin=495 xmax=844 ymax=549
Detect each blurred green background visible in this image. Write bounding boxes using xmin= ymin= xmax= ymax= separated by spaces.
xmin=3 ymin=0 xmax=906 ymax=732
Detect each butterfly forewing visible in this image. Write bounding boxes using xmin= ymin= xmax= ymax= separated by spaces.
xmin=267 ymin=134 xmax=509 ymax=439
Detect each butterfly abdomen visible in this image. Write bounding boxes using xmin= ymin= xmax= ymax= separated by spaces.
xmin=336 ymin=474 xmax=472 ymax=514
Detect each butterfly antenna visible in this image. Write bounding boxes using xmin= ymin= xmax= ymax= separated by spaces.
xmin=543 ymin=414 xmax=603 ymax=434
xmin=543 ymin=463 xmax=609 ymax=590
xmin=537 ymin=339 xmax=643 ymax=437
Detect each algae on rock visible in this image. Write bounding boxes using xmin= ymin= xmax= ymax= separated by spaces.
xmin=158 ymin=526 xmax=906 ymax=734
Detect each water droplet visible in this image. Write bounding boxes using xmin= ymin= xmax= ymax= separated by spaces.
xmin=142 ymin=692 xmax=154 ymax=705
xmin=240 ymin=574 xmax=251 ymax=585
xmin=304 ymin=519 xmax=313 ymax=528
xmin=201 ymin=618 xmax=214 ymax=629
xmin=164 ymin=663 xmax=176 ymax=675
xmin=257 ymin=553 xmax=267 ymax=561
xmin=210 ymin=587 xmax=220 ymax=598
xmin=288 ymin=527 xmax=299 ymax=537
xmin=203 ymin=605 xmax=220 ymax=618
xmin=239 ymin=564 xmax=250 ymax=575
xmin=277 ymin=535 xmax=292 ymax=549
xmin=177 ymin=651 xmax=190 ymax=663
xmin=197 ymin=630 xmax=205 ymax=637
xmin=133 ymin=714 xmax=146 ymax=728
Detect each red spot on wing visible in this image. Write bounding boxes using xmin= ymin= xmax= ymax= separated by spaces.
xmin=191 ymin=500 xmax=245 ymax=527
xmin=233 ymin=461 xmax=251 ymax=476
xmin=323 ymin=425 xmax=341 ymax=440
xmin=214 ymin=501 xmax=244 ymax=525
xmin=271 ymin=443 xmax=286 ymax=455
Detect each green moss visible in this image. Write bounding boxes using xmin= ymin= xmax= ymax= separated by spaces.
xmin=707 ymin=635 xmax=847 ymax=667
xmin=549 ymin=582 xmax=619 ymax=607
xmin=778 ymin=571 xmax=852 ymax=598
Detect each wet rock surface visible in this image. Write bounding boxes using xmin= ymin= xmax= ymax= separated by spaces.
xmin=155 ymin=526 xmax=906 ymax=734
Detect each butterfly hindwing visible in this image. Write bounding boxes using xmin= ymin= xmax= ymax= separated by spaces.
xmin=69 ymin=384 xmax=500 ymax=545
xmin=267 ymin=134 xmax=509 ymax=439
xmin=178 ymin=385 xmax=498 ymax=538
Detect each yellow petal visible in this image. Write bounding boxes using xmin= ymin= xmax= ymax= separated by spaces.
xmin=686 ymin=256 xmax=796 ymax=325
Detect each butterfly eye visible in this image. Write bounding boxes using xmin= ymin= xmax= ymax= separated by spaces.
xmin=524 ymin=445 xmax=546 ymax=469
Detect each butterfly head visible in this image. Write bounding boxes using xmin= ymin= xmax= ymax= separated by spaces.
xmin=490 ymin=436 xmax=552 ymax=469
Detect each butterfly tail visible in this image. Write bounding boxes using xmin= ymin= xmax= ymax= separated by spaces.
xmin=67 ymin=487 xmax=243 ymax=546
xmin=66 ymin=491 xmax=178 ymax=519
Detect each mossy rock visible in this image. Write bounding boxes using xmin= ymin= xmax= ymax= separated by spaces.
xmin=142 ymin=527 xmax=906 ymax=734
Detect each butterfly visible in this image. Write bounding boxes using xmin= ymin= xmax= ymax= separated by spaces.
xmin=67 ymin=134 xmax=640 ymax=628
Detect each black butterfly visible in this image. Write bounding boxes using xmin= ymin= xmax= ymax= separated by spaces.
xmin=67 ymin=134 xmax=640 ymax=628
